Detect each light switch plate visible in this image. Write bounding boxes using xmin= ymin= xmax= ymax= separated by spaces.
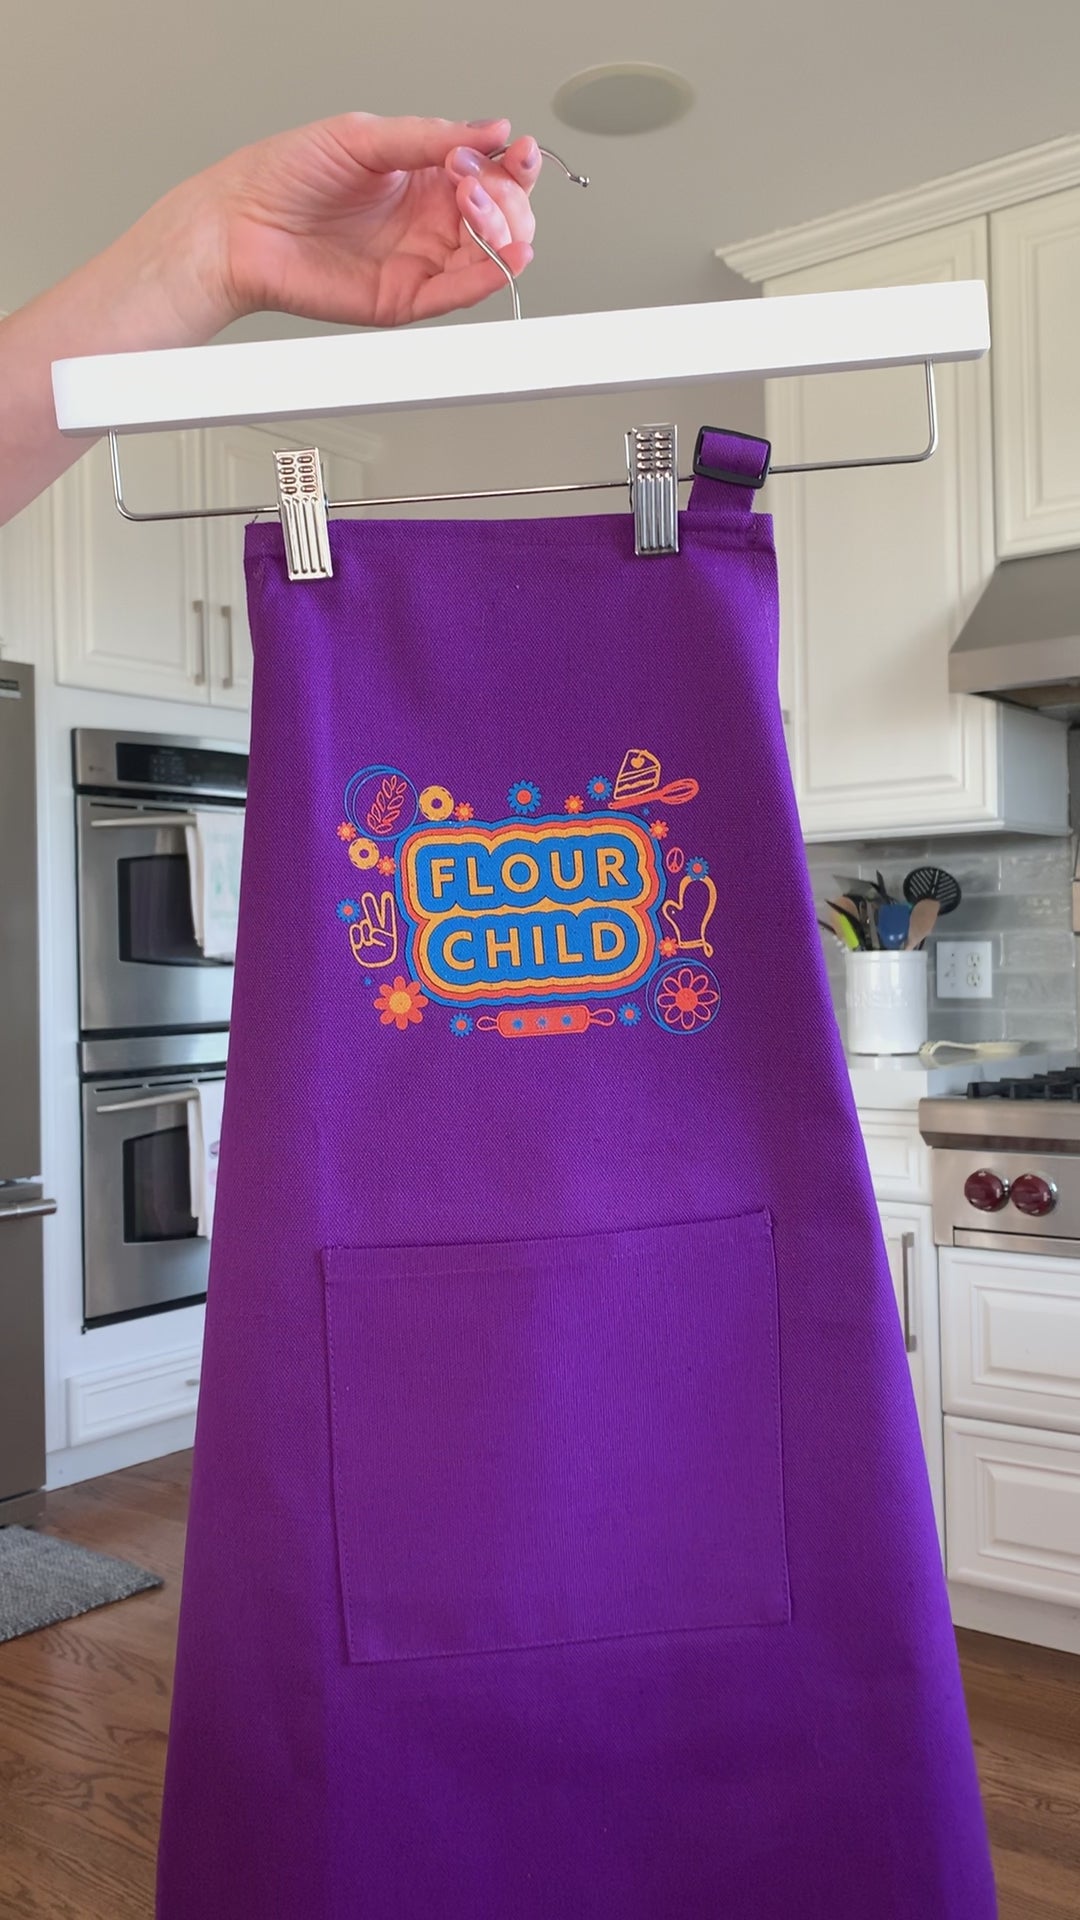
xmin=936 ymin=940 xmax=993 ymax=1000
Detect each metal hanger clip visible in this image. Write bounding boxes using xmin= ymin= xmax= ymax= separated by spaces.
xmin=103 ymin=144 xmax=942 ymax=582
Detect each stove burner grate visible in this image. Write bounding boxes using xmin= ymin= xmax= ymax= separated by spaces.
xmin=967 ymin=1069 xmax=1080 ymax=1101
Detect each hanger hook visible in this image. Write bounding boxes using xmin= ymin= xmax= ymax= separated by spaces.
xmin=461 ymin=145 xmax=589 ymax=322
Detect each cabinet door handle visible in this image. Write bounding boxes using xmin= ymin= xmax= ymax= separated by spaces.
xmin=221 ymin=604 xmax=234 ymax=689
xmin=900 ymin=1230 xmax=917 ymax=1353
xmin=192 ymin=599 xmax=207 ymax=685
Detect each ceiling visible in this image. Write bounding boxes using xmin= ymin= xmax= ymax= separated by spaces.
xmin=3 ymin=0 xmax=1079 ymax=337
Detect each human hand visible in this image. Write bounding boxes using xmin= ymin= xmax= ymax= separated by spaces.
xmin=349 ymin=892 xmax=400 ymax=969
xmin=0 ymin=112 xmax=543 ymax=524
xmin=166 ymin=113 xmax=541 ymax=336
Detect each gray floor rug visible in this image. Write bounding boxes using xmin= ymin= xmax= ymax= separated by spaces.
xmin=0 ymin=1525 xmax=163 ymax=1643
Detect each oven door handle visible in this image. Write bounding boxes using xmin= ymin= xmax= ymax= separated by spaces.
xmin=0 ymin=1197 xmax=58 ymax=1222
xmin=95 ymin=1089 xmax=201 ymax=1115
xmin=91 ymin=813 xmax=199 ymax=830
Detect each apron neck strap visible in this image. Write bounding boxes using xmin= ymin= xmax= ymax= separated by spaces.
xmin=686 ymin=428 xmax=772 ymax=516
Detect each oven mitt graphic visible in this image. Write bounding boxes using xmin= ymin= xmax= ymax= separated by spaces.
xmin=349 ymin=891 xmax=400 ymax=969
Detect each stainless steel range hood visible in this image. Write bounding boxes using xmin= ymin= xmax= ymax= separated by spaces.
xmin=949 ymin=548 xmax=1080 ymax=719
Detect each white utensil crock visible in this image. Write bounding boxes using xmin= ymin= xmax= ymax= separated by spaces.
xmin=844 ymin=949 xmax=928 ymax=1056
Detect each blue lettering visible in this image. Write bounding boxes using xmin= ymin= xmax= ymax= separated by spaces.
xmin=424 ymin=906 xmax=647 ymax=991
xmin=407 ymin=825 xmax=649 ymax=916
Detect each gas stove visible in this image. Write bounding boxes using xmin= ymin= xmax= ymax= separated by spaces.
xmin=920 ymin=1069 xmax=1080 ymax=1258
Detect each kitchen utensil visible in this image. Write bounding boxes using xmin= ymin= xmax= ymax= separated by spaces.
xmin=817 ymin=918 xmax=847 ymax=949
xmin=902 ymin=866 xmax=961 ymax=916
xmin=875 ymin=870 xmax=894 ymax=905
xmin=842 ymin=893 xmax=881 ymax=950
xmin=826 ymin=900 xmax=866 ymax=949
xmin=917 ymin=1039 xmax=1023 ymax=1058
xmin=905 ymin=898 xmax=940 ymax=948
xmin=832 ymin=893 xmax=879 ymax=949
xmin=877 ymin=902 xmax=912 ymax=949
xmin=834 ymin=876 xmax=889 ymax=904
xmin=828 ymin=905 xmax=862 ymax=951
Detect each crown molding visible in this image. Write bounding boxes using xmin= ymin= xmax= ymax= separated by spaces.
xmin=716 ymin=133 xmax=1080 ymax=284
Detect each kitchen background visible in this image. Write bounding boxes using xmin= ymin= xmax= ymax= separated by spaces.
xmin=4 ymin=4 xmax=1080 ymax=1669
xmin=808 ymin=830 xmax=1078 ymax=1049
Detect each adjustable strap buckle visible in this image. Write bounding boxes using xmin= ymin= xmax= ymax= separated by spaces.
xmin=692 ymin=426 xmax=772 ymax=490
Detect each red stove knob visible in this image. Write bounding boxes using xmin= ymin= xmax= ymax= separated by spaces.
xmin=964 ymin=1169 xmax=1010 ymax=1212
xmin=1010 ymin=1173 xmax=1058 ymax=1217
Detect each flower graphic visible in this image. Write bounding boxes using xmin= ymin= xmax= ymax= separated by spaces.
xmin=656 ymin=967 xmax=720 ymax=1033
xmin=508 ymin=781 xmax=541 ymax=816
xmin=454 ymin=802 xmax=475 ymax=821
xmin=337 ymin=821 xmax=358 ymax=843
xmin=587 ymin=776 xmax=612 ymax=802
xmin=687 ymin=856 xmax=710 ymax=879
xmin=374 ymin=975 xmax=428 ymax=1031
xmin=336 ymin=899 xmax=361 ymax=923
xmin=650 ymin=819 xmax=669 ymax=840
xmin=377 ymin=855 xmax=396 ymax=876
xmin=349 ymin=835 xmax=380 ymax=871
xmin=565 ymin=794 xmax=584 ymax=814
xmin=618 ymin=1002 xmax=642 ymax=1027
xmin=659 ymin=936 xmax=678 ymax=959
xmin=449 ymin=1011 xmax=474 ymax=1037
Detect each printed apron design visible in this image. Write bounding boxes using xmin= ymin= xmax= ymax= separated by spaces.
xmin=335 ymin=751 xmax=718 ymax=1039
xmin=157 ymin=435 xmax=996 ymax=1920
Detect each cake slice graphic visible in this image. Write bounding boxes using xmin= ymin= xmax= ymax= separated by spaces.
xmin=612 ymin=749 xmax=661 ymax=803
xmin=608 ymin=749 xmax=699 ymax=811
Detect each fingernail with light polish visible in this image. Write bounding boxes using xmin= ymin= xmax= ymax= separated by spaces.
xmin=521 ymin=142 xmax=540 ymax=170
xmin=449 ymin=146 xmax=483 ymax=177
xmin=467 ymin=117 xmax=505 ymax=128
xmin=468 ymin=183 xmax=493 ymax=214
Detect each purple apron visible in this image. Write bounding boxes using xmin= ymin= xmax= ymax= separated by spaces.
xmin=157 ymin=437 xmax=995 ymax=1918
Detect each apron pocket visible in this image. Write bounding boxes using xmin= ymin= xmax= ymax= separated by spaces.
xmin=322 ymin=1210 xmax=789 ymax=1665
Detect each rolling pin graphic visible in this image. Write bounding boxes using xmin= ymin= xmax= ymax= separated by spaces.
xmin=476 ymin=1006 xmax=616 ymax=1038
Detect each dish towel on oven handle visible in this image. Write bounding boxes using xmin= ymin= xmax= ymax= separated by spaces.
xmin=185 ymin=809 xmax=244 ymax=961
xmin=186 ymin=1077 xmax=226 ymax=1239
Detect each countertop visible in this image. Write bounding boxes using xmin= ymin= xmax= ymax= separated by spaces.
xmin=848 ymin=1046 xmax=1079 ymax=1111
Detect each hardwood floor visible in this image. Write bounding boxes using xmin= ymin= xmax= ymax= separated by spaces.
xmin=0 ymin=1452 xmax=1077 ymax=1917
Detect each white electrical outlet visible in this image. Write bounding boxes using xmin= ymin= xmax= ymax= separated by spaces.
xmin=936 ymin=940 xmax=993 ymax=1000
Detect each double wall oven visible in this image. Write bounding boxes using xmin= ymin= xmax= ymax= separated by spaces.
xmin=74 ymin=731 xmax=247 ymax=1324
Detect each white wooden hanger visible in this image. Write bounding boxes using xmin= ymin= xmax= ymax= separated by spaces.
xmin=50 ymin=144 xmax=989 ymax=580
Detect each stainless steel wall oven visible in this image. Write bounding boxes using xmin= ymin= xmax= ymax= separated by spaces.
xmin=73 ymin=731 xmax=246 ymax=1324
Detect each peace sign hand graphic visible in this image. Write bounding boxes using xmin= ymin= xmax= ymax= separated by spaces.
xmin=348 ymin=891 xmax=399 ymax=968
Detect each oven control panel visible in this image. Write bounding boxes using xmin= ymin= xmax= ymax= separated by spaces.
xmin=934 ymin=1150 xmax=1078 ymax=1254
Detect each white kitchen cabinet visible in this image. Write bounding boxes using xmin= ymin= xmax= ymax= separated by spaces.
xmin=764 ymin=219 xmax=1067 ymax=839
xmin=991 ymin=185 xmax=1080 ymax=556
xmin=878 ymin=1199 xmax=944 ymax=1541
xmin=944 ymin=1416 xmax=1080 ymax=1606
xmin=941 ymin=1245 xmax=1080 ymax=1435
xmin=859 ymin=1109 xmax=931 ymax=1204
xmin=52 ymin=432 xmax=208 ymax=703
xmin=55 ymin=424 xmax=371 ymax=709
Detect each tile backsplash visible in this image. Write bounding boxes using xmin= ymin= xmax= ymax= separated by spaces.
xmin=806 ymin=832 xmax=1078 ymax=1049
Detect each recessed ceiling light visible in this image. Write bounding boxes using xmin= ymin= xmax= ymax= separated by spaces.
xmin=552 ymin=63 xmax=695 ymax=137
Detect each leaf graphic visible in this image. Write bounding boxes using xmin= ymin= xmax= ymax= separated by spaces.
xmin=367 ymin=776 xmax=406 ymax=836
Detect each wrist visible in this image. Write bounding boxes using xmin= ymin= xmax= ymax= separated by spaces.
xmin=116 ymin=175 xmax=238 ymax=346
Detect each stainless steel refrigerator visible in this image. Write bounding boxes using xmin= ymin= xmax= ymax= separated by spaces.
xmin=0 ymin=662 xmax=54 ymax=1523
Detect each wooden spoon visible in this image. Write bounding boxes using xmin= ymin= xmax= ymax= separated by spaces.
xmin=905 ymin=898 xmax=940 ymax=949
